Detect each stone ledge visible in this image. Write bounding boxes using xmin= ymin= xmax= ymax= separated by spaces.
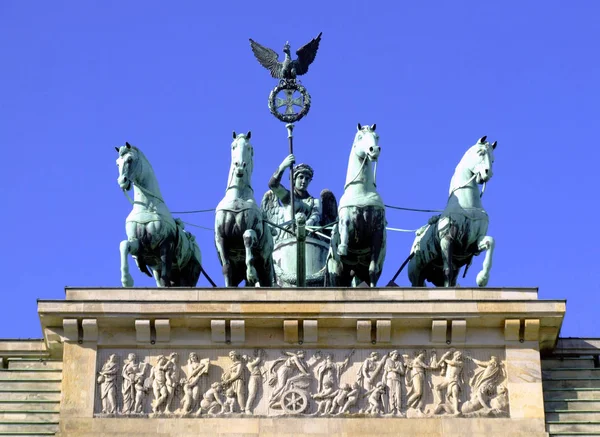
xmin=55 ymin=416 xmax=549 ymax=437
xmin=64 ymin=287 xmax=541 ymax=302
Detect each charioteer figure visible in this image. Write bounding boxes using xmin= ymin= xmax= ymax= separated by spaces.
xmin=268 ymin=154 xmax=320 ymax=227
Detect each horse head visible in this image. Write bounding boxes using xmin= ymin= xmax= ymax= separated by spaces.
xmin=115 ymin=142 xmax=142 ymax=191
xmin=460 ymin=136 xmax=497 ymax=184
xmin=229 ymin=131 xmax=254 ymax=186
xmin=353 ymin=123 xmax=380 ymax=162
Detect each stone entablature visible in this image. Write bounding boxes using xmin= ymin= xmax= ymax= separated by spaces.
xmin=34 ymin=287 xmax=564 ymax=436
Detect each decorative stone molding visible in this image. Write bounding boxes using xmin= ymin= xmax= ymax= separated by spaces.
xmin=524 ymin=319 xmax=540 ymax=341
xmin=155 ymin=319 xmax=170 ymax=343
xmin=211 ymin=320 xmax=227 ymax=343
xmin=504 ymin=319 xmax=520 ymax=341
xmin=451 ymin=320 xmax=466 ymax=344
xmin=283 ymin=320 xmax=299 ymax=343
xmin=135 ymin=320 xmax=151 ymax=343
xmin=63 ymin=319 xmax=79 ymax=342
xmin=376 ymin=320 xmax=391 ymax=343
xmin=303 ymin=320 xmax=318 ymax=343
xmin=82 ymin=319 xmax=98 ymax=342
xmin=431 ymin=320 xmax=447 ymax=343
xmin=230 ymin=320 xmax=245 ymax=343
xmin=356 ymin=320 xmax=372 ymax=343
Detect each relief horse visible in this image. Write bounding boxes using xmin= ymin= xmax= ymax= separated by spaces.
xmin=408 ymin=136 xmax=497 ymax=287
xmin=327 ymin=124 xmax=387 ymax=287
xmin=116 ymin=142 xmax=202 ymax=287
xmin=215 ymin=132 xmax=274 ymax=287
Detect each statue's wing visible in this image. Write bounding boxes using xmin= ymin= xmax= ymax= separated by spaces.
xmin=320 ymin=188 xmax=338 ymax=234
xmin=249 ymin=39 xmax=283 ymax=78
xmin=294 ymin=32 xmax=323 ymax=76
xmin=261 ymin=190 xmax=284 ymax=240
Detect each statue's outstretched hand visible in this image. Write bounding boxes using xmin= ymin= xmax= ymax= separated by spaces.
xmin=279 ymin=154 xmax=295 ymax=171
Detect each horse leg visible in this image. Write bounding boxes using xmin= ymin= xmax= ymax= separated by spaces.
xmin=159 ymin=239 xmax=174 ymax=287
xmin=440 ymin=234 xmax=454 ymax=288
xmin=475 ymin=236 xmax=495 ymax=287
xmin=369 ymin=216 xmax=386 ymax=288
xmin=337 ymin=208 xmax=351 ymax=256
xmin=215 ymin=229 xmax=232 ymax=287
xmin=119 ymin=239 xmax=138 ymax=287
xmin=243 ymin=230 xmax=259 ymax=286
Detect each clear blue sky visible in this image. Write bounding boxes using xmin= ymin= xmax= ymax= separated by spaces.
xmin=1 ymin=1 xmax=598 ymax=339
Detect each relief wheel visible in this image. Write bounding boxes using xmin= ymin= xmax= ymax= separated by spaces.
xmin=280 ymin=388 xmax=309 ymax=414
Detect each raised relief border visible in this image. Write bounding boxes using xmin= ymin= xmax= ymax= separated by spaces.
xmin=94 ymin=348 xmax=508 ymax=418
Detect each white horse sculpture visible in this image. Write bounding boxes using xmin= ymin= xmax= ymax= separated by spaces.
xmin=327 ymin=123 xmax=387 ymax=287
xmin=116 ymin=142 xmax=202 ymax=287
xmin=214 ymin=132 xmax=274 ymax=287
xmin=408 ymin=136 xmax=497 ymax=287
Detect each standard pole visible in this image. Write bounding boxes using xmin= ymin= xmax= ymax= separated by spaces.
xmin=296 ymin=212 xmax=307 ymax=287
xmin=286 ymin=123 xmax=295 ymax=231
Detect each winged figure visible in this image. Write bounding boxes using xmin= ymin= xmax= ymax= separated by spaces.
xmin=249 ymin=32 xmax=323 ymax=80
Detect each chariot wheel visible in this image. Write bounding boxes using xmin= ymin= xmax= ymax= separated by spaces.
xmin=280 ymin=388 xmax=309 ymax=414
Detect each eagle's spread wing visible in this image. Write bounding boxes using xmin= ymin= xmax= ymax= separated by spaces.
xmin=294 ymin=32 xmax=322 ymax=76
xmin=249 ymin=39 xmax=283 ymax=79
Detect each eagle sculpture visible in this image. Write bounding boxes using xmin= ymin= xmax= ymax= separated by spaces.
xmin=249 ymin=32 xmax=323 ymax=80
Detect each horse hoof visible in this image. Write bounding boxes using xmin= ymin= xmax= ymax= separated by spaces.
xmin=121 ymin=275 xmax=134 ymax=287
xmin=337 ymin=244 xmax=348 ymax=256
xmin=476 ymin=271 xmax=489 ymax=287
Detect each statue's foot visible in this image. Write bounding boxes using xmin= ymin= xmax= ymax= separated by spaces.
xmin=121 ymin=274 xmax=134 ymax=287
xmin=337 ymin=244 xmax=348 ymax=256
xmin=476 ymin=271 xmax=489 ymax=287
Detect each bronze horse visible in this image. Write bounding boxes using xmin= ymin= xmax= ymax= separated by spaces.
xmin=214 ymin=132 xmax=274 ymax=287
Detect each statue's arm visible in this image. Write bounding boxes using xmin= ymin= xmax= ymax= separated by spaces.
xmin=268 ymin=154 xmax=295 ymax=203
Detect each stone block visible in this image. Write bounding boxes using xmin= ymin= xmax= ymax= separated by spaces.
xmin=303 ymin=319 xmax=318 ymax=343
xmin=357 ymin=320 xmax=372 ymax=343
xmin=63 ymin=319 xmax=79 ymax=342
xmin=524 ymin=319 xmax=540 ymax=341
xmin=504 ymin=319 xmax=520 ymax=341
xmin=230 ymin=320 xmax=245 ymax=343
xmin=211 ymin=320 xmax=226 ymax=343
xmin=283 ymin=320 xmax=299 ymax=343
xmin=82 ymin=319 xmax=98 ymax=342
xmin=431 ymin=320 xmax=447 ymax=343
xmin=451 ymin=319 xmax=466 ymax=343
xmin=376 ymin=320 xmax=391 ymax=343
xmin=155 ymin=319 xmax=170 ymax=342
xmin=135 ymin=319 xmax=151 ymax=343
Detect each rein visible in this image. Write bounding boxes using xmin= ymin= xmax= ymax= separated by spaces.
xmin=343 ymin=154 xmax=369 ymax=190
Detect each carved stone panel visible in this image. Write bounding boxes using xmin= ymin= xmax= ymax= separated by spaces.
xmin=94 ymin=348 xmax=508 ymax=418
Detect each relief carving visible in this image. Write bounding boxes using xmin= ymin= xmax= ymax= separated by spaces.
xmin=221 ymin=350 xmax=247 ymax=413
xmin=244 ymin=349 xmax=265 ymax=414
xmin=180 ymin=352 xmax=210 ymax=415
xmin=97 ymin=354 xmax=118 ymax=415
xmin=461 ymin=355 xmax=508 ymax=417
xmin=431 ymin=348 xmax=465 ymax=416
xmin=121 ymin=353 xmax=150 ymax=415
xmin=95 ymin=348 xmax=510 ymax=418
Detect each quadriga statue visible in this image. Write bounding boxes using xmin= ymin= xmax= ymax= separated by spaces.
xmin=408 ymin=136 xmax=497 ymax=287
xmin=115 ymin=142 xmax=202 ymax=287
